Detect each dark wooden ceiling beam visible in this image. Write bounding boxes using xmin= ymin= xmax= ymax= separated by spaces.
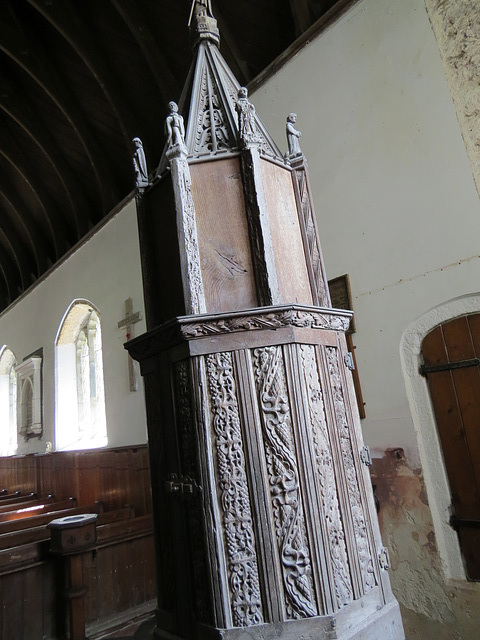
xmin=0 ymin=127 xmax=73 ymax=258
xmin=213 ymin=4 xmax=252 ymax=84
xmin=28 ymin=0 xmax=136 ymax=150
xmin=0 ymin=257 xmax=12 ymax=307
xmin=111 ymin=0 xmax=181 ymax=104
xmin=0 ymin=224 xmax=23 ymax=302
xmin=0 ymin=194 xmax=36 ymax=291
xmin=0 ymin=183 xmax=47 ymax=276
xmin=0 ymin=20 xmax=116 ymax=212
xmin=0 ymin=80 xmax=88 ymax=240
xmin=288 ymin=0 xmax=313 ymax=37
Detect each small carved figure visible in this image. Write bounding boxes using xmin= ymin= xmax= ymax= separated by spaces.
xmin=235 ymin=87 xmax=260 ymax=146
xmin=286 ymin=113 xmax=302 ymax=157
xmin=166 ymin=101 xmax=186 ymax=149
xmin=132 ymin=137 xmax=149 ymax=188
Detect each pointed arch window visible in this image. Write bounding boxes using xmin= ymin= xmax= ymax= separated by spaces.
xmin=56 ymin=301 xmax=107 ymax=451
xmin=0 ymin=347 xmax=17 ymax=456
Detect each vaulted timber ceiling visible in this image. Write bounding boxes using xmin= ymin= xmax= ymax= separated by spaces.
xmin=0 ymin=0 xmax=345 ymax=312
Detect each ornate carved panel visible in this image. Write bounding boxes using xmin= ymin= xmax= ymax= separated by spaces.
xmin=299 ymin=345 xmax=353 ymax=610
xmin=192 ymin=64 xmax=235 ymax=155
xmin=181 ymin=305 xmax=351 ymax=339
xmin=292 ymin=168 xmax=331 ymax=307
xmin=325 ymin=346 xmax=376 ymax=593
xmin=205 ymin=351 xmax=263 ymax=627
xmin=170 ymin=154 xmax=206 ymax=313
xmin=252 ymin=345 xmax=318 ymax=619
xmin=174 ymin=361 xmax=212 ymax=623
xmin=15 ymin=355 xmax=42 ymax=439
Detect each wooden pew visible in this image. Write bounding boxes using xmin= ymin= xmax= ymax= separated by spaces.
xmin=0 ymin=505 xmax=136 ymax=555
xmin=0 ymin=490 xmax=23 ymax=501
xmin=0 ymin=495 xmax=49 ymax=515
xmin=0 ymin=503 xmax=135 ymax=550
xmin=0 ymin=492 xmax=38 ymax=508
xmin=0 ymin=497 xmax=78 ymax=523
xmin=0 ymin=500 xmax=101 ymax=536
xmin=0 ymin=503 xmax=155 ymax=640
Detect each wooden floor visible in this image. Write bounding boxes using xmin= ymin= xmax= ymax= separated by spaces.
xmin=95 ymin=615 xmax=155 ymax=639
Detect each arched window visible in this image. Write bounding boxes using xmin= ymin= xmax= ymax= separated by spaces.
xmin=55 ymin=300 xmax=107 ymax=451
xmin=0 ymin=346 xmax=17 ymax=456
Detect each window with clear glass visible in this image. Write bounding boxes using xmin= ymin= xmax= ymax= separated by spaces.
xmin=56 ymin=301 xmax=107 ymax=451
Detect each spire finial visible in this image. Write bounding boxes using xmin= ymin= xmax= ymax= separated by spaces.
xmin=188 ymin=0 xmax=220 ymax=47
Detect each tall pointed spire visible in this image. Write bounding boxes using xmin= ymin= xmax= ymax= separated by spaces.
xmin=156 ymin=1 xmax=282 ymax=174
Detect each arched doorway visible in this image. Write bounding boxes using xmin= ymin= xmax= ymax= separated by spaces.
xmin=422 ymin=314 xmax=480 ymax=580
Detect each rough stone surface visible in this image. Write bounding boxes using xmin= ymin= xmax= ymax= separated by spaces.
xmin=371 ymin=448 xmax=480 ymax=639
xmin=425 ymin=0 xmax=480 ymax=197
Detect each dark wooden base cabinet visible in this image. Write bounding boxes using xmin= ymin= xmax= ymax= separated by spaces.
xmin=128 ymin=305 xmax=403 ymax=640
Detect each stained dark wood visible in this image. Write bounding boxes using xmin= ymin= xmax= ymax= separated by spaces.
xmin=0 ymin=445 xmax=152 ymax=516
xmin=0 ymin=446 xmax=155 ymax=640
xmin=422 ymin=315 xmax=480 ymax=579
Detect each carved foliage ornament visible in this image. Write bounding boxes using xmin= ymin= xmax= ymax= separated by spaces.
xmin=181 ymin=307 xmax=351 ymax=339
xmin=253 ymin=346 xmax=318 ymax=619
xmin=193 ymin=65 xmax=234 ymax=155
xmin=205 ymin=351 xmax=263 ymax=627
xmin=300 ymin=345 xmax=353 ymax=609
xmin=325 ymin=347 xmax=376 ymax=592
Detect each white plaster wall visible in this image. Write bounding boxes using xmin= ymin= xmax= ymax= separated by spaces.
xmin=0 ymin=198 xmax=147 ymax=454
xmin=252 ymin=0 xmax=480 ymax=465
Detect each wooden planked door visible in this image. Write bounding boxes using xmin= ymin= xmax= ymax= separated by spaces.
xmin=421 ymin=315 xmax=480 ymax=580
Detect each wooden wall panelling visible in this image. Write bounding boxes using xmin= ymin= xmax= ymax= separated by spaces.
xmin=0 ymin=446 xmax=152 ymax=514
xmin=83 ymin=549 xmax=99 ymax=629
xmin=1 ymin=569 xmax=24 ymax=639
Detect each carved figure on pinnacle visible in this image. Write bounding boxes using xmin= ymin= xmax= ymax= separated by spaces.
xmin=132 ymin=137 xmax=149 ymax=189
xmin=236 ymin=87 xmax=261 ymax=148
xmin=286 ymin=113 xmax=302 ymax=159
xmin=166 ymin=101 xmax=187 ymax=159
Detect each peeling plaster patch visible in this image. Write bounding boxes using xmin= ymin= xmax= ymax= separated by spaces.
xmin=371 ymin=447 xmax=480 ymax=638
xmin=371 ymin=449 xmax=453 ymax=622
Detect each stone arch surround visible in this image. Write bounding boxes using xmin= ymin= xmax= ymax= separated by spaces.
xmin=400 ymin=292 xmax=480 ymax=580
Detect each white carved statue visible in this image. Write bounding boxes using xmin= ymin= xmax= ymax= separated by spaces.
xmin=236 ymin=87 xmax=260 ymax=146
xmin=166 ymin=101 xmax=186 ymax=149
xmin=286 ymin=112 xmax=302 ymax=157
xmin=132 ymin=137 xmax=149 ymax=188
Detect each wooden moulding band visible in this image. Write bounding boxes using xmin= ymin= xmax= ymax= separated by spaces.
xmin=125 ymin=304 xmax=352 ymax=362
